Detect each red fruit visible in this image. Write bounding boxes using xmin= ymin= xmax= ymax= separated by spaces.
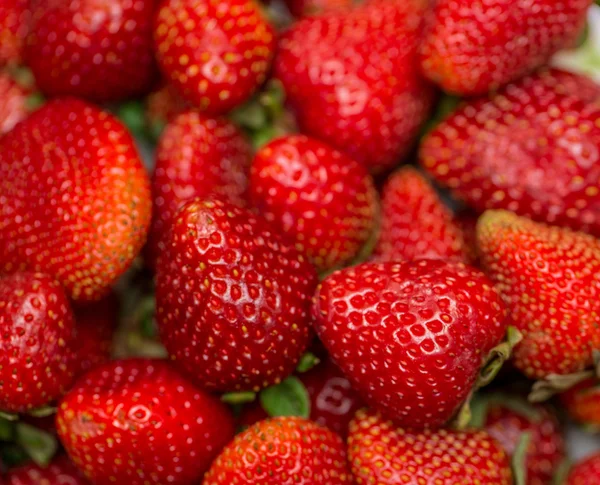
xmin=313 ymin=259 xmax=508 ymax=428
xmin=0 ymin=98 xmax=152 ymax=301
xmin=561 ymin=379 xmax=600 ymax=428
xmin=6 ymin=456 xmax=88 ymax=484
xmin=420 ymin=68 xmax=600 ymax=235
xmin=156 ymin=198 xmax=318 ymax=392
xmin=154 ymin=0 xmax=275 ymax=115
xmin=373 ymin=167 xmax=470 ymax=263
xmin=477 ymin=210 xmax=600 ymax=379
xmin=0 ymin=272 xmax=76 ymax=412
xmin=275 ymin=1 xmax=434 ymax=173
xmin=420 ymin=0 xmax=591 ymax=95
xmin=25 ymin=0 xmax=155 ymax=103
xmin=284 ymin=0 xmax=353 ymax=17
xmin=348 ymin=409 xmax=513 ymax=484
xmin=0 ymin=72 xmax=31 ymax=136
xmin=567 ymin=453 xmax=600 ymax=485
xmin=0 ymin=0 xmax=30 ymax=66
xmin=250 ymin=135 xmax=378 ymax=272
xmin=144 ymin=83 xmax=187 ymax=136
xmin=147 ymin=112 xmax=252 ymax=268
xmin=56 ymin=359 xmax=235 ymax=485
xmin=203 ymin=416 xmax=350 ymax=484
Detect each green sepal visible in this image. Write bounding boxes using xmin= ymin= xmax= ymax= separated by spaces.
xmin=511 ymin=432 xmax=532 ymax=485
xmin=28 ymin=406 xmax=58 ymax=418
xmin=296 ymin=352 xmax=320 ymax=373
xmin=260 ymin=376 xmax=310 ymax=418
xmin=117 ymin=100 xmax=147 ymax=139
xmin=0 ymin=411 xmax=19 ymax=422
xmin=15 ymin=422 xmax=58 ymax=467
xmin=221 ymin=392 xmax=257 ymax=405
xmin=477 ymin=326 xmax=522 ymax=388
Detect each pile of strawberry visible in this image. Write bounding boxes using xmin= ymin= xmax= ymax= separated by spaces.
xmin=2 ymin=0 xmax=600 ymax=483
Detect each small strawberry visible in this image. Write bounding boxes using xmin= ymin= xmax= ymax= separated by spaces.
xmin=0 ymin=98 xmax=152 ymax=302
xmin=348 ymin=409 xmax=513 ymax=484
xmin=250 ymin=135 xmax=378 ymax=272
xmin=0 ymin=272 xmax=77 ymax=413
xmin=419 ymin=0 xmax=591 ymax=95
xmin=154 ymin=0 xmax=276 ymax=115
xmin=156 ymin=198 xmax=318 ymax=392
xmin=203 ymin=416 xmax=350 ymax=484
xmin=56 ymin=359 xmax=235 ymax=485
xmin=477 ymin=210 xmax=600 ymax=379
xmin=0 ymin=0 xmax=30 ymax=66
xmin=313 ymin=259 xmax=508 ymax=428
xmin=0 ymin=71 xmax=33 ymax=136
xmin=420 ymin=68 xmax=600 ymax=235
xmin=284 ymin=0 xmax=353 ymax=17
xmin=560 ymin=379 xmax=600 ymax=429
xmin=144 ymin=83 xmax=188 ymax=139
xmin=6 ymin=456 xmax=88 ymax=484
xmin=567 ymin=453 xmax=600 ymax=485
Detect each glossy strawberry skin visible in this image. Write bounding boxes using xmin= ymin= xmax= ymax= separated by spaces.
xmin=154 ymin=0 xmax=275 ymax=115
xmin=477 ymin=210 xmax=600 ymax=379
xmin=561 ymin=379 xmax=600 ymax=428
xmin=0 ymin=98 xmax=152 ymax=302
xmin=203 ymin=416 xmax=351 ymax=484
xmin=6 ymin=456 xmax=88 ymax=484
xmin=275 ymin=1 xmax=434 ymax=173
xmin=56 ymin=359 xmax=235 ymax=485
xmin=0 ymin=0 xmax=30 ymax=66
xmin=284 ymin=0 xmax=353 ymax=17
xmin=567 ymin=453 xmax=600 ymax=485
xmin=421 ymin=69 xmax=600 ymax=236
xmin=0 ymin=72 xmax=31 ymax=136
xmin=348 ymin=409 xmax=513 ymax=484
xmin=420 ymin=0 xmax=591 ymax=95
xmin=156 ymin=198 xmax=318 ymax=392
xmin=0 ymin=272 xmax=77 ymax=413
xmin=250 ymin=135 xmax=378 ymax=272
xmin=25 ymin=0 xmax=155 ymax=103
xmin=313 ymin=260 xmax=507 ymax=428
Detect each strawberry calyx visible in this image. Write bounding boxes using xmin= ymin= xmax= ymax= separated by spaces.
xmin=259 ymin=376 xmax=311 ymax=419
xmin=296 ymin=352 xmax=321 ymax=373
xmin=467 ymin=393 xmax=542 ymax=429
xmin=511 ymin=431 xmax=532 ymax=485
xmin=221 ymin=392 xmax=257 ymax=405
xmin=0 ymin=414 xmax=58 ymax=467
xmin=552 ymin=458 xmax=572 ymax=485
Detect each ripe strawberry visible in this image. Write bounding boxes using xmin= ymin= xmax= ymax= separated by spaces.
xmin=0 ymin=71 xmax=32 ymax=136
xmin=56 ymin=359 xmax=235 ymax=485
xmin=0 ymin=0 xmax=30 ymax=66
xmin=25 ymin=0 xmax=155 ymax=103
xmin=373 ymin=166 xmax=470 ymax=263
xmin=250 ymin=135 xmax=378 ymax=272
xmin=313 ymin=259 xmax=508 ymax=428
xmin=0 ymin=272 xmax=77 ymax=412
xmin=147 ymin=112 xmax=252 ymax=268
xmin=477 ymin=210 xmax=600 ymax=379
xmin=0 ymin=98 xmax=152 ymax=302
xmin=419 ymin=0 xmax=591 ymax=95
xmin=6 ymin=456 xmax=88 ymax=484
xmin=560 ymin=379 xmax=600 ymax=428
xmin=156 ymin=198 xmax=318 ymax=392
xmin=154 ymin=0 xmax=275 ymax=115
xmin=203 ymin=416 xmax=350 ymax=484
xmin=420 ymin=68 xmax=600 ymax=235
xmin=348 ymin=409 xmax=512 ymax=484
xmin=284 ymin=0 xmax=353 ymax=17
xmin=275 ymin=1 xmax=434 ymax=173
xmin=144 ymin=83 xmax=187 ymax=138
xmin=567 ymin=453 xmax=600 ymax=485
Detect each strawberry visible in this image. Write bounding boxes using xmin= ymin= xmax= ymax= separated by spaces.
xmin=373 ymin=166 xmax=470 ymax=263
xmin=56 ymin=359 xmax=235 ymax=485
xmin=275 ymin=1 xmax=434 ymax=173
xmin=25 ymin=0 xmax=156 ymax=103
xmin=420 ymin=68 xmax=600 ymax=236
xmin=419 ymin=0 xmax=591 ymax=95
xmin=0 ymin=272 xmax=77 ymax=413
xmin=147 ymin=112 xmax=252 ymax=268
xmin=284 ymin=0 xmax=353 ymax=17
xmin=155 ymin=198 xmax=318 ymax=392
xmin=0 ymin=0 xmax=30 ymax=66
xmin=560 ymin=379 xmax=600 ymax=428
xmin=6 ymin=456 xmax=88 ymax=484
xmin=203 ymin=416 xmax=350 ymax=484
xmin=0 ymin=71 xmax=32 ymax=136
xmin=0 ymin=98 xmax=152 ymax=302
xmin=250 ymin=135 xmax=378 ymax=273
xmin=144 ymin=83 xmax=187 ymax=139
xmin=567 ymin=453 xmax=600 ymax=485
xmin=154 ymin=0 xmax=276 ymax=115
xmin=477 ymin=210 xmax=600 ymax=379
xmin=313 ymin=259 xmax=508 ymax=428
xmin=348 ymin=409 xmax=513 ymax=484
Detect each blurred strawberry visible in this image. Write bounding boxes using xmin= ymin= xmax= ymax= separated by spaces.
xmin=0 ymin=0 xmax=30 ymax=66
xmin=0 ymin=71 xmax=34 ymax=136
xmin=561 ymin=379 xmax=600 ymax=429
xmin=284 ymin=0 xmax=353 ymax=17
xmin=6 ymin=456 xmax=88 ymax=484
xmin=567 ymin=453 xmax=600 ymax=485
xmin=144 ymin=83 xmax=187 ymax=139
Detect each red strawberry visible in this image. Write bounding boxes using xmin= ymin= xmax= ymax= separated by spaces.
xmin=419 ymin=0 xmax=591 ymax=95
xmin=147 ymin=112 xmax=252 ymax=268
xmin=373 ymin=166 xmax=470 ymax=263
xmin=0 ymin=0 xmax=30 ymax=66
xmin=144 ymin=83 xmax=187 ymax=138
xmin=0 ymin=71 xmax=32 ymax=136
xmin=560 ymin=379 xmax=600 ymax=428
xmin=203 ymin=416 xmax=350 ymax=484
xmin=0 ymin=272 xmax=77 ymax=412
xmin=250 ymin=135 xmax=378 ymax=272
xmin=56 ymin=359 xmax=235 ymax=485
xmin=567 ymin=453 xmax=600 ymax=485
xmin=154 ymin=0 xmax=275 ymax=115
xmin=284 ymin=0 xmax=353 ymax=17
xmin=275 ymin=1 xmax=434 ymax=173
xmin=477 ymin=210 xmax=600 ymax=379
xmin=420 ymin=68 xmax=600 ymax=236
xmin=6 ymin=456 xmax=88 ymax=484
xmin=25 ymin=0 xmax=156 ymax=103
xmin=312 ymin=259 xmax=508 ymax=428
xmin=0 ymin=98 xmax=152 ymax=302
xmin=348 ymin=409 xmax=512 ymax=484
xmin=156 ymin=198 xmax=318 ymax=392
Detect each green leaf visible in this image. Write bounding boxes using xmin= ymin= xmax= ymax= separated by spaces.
xmin=511 ymin=432 xmax=532 ymax=485
xmin=15 ymin=422 xmax=58 ymax=467
xmin=221 ymin=392 xmax=257 ymax=405
xmin=0 ymin=416 xmax=15 ymax=440
xmin=296 ymin=353 xmax=320 ymax=373
xmin=0 ymin=411 xmax=19 ymax=422
xmin=260 ymin=377 xmax=310 ymax=418
xmin=28 ymin=406 xmax=57 ymax=418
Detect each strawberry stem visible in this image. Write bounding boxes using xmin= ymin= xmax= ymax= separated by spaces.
xmin=511 ymin=431 xmax=531 ymax=485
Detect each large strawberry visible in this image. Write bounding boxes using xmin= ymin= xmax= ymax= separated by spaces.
xmin=56 ymin=359 xmax=234 ymax=485
xmin=0 ymin=98 xmax=152 ymax=302
xmin=250 ymin=135 xmax=378 ymax=273
xmin=203 ymin=416 xmax=350 ymax=484
xmin=0 ymin=71 xmax=33 ymax=136
xmin=313 ymin=259 xmax=508 ymax=428
xmin=420 ymin=68 xmax=600 ymax=235
xmin=156 ymin=198 xmax=318 ymax=392
xmin=6 ymin=456 xmax=88 ymax=484
xmin=567 ymin=453 xmax=600 ymax=485
xmin=0 ymin=0 xmax=30 ymax=66
xmin=477 ymin=210 xmax=600 ymax=379
xmin=560 ymin=379 xmax=600 ymax=429
xmin=275 ymin=1 xmax=434 ymax=173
